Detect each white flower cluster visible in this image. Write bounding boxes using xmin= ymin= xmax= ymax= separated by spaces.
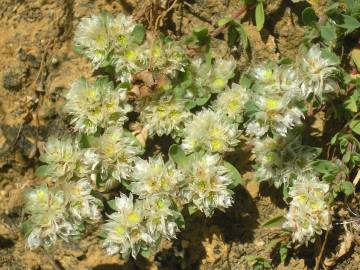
xmin=63 ymin=77 xmax=132 ymax=134
xmin=23 ymin=10 xmax=342 ymax=257
xmin=75 ymin=13 xmax=186 ymax=82
xmin=139 ymin=96 xmax=191 ymax=138
xmin=23 ymin=181 xmax=101 ymax=249
xmin=93 ymin=127 xmax=143 ymax=183
xmin=247 ymin=45 xmax=338 ymax=138
xmin=283 ymin=174 xmax=332 ymax=245
xmin=39 ymin=137 xmax=96 ymax=180
xmin=251 ymin=134 xmax=320 ymax=187
xmin=180 ymin=154 xmax=233 ymax=217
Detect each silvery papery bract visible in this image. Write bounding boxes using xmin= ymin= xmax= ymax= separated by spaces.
xmin=24 ymin=185 xmax=76 ymax=249
xmin=283 ymin=174 xmax=332 ymax=245
xmin=146 ymin=40 xmax=187 ymax=76
xmin=39 ymin=137 xmax=98 ymax=181
xmin=93 ymin=127 xmax=143 ymax=183
xmin=102 ymin=193 xmax=153 ymax=258
xmin=131 ymin=155 xmax=184 ymax=198
xmin=114 ymin=42 xmax=148 ymax=82
xmin=212 ymin=83 xmax=249 ymax=123
xmin=64 ymin=179 xmax=102 ymax=222
xmin=299 ymin=45 xmax=338 ymax=98
xmin=188 ymin=57 xmax=236 ymax=98
xmin=74 ymin=13 xmax=135 ymax=68
xmin=181 ymin=109 xmax=239 ymax=154
xmin=63 ymin=77 xmax=132 ymax=134
xmin=251 ymin=135 xmax=320 ymax=187
xmin=139 ymin=96 xmax=191 ymax=138
xmin=246 ymin=65 xmax=304 ymax=137
xmin=181 ymin=154 xmax=233 ymax=217
xmin=140 ymin=195 xmax=181 ymax=241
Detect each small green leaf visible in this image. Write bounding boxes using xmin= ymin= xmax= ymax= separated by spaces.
xmin=351 ymin=48 xmax=360 ymax=72
xmin=344 ymin=96 xmax=358 ymax=112
xmin=195 ymin=94 xmax=211 ymax=106
xmin=236 ymin=23 xmax=249 ymax=50
xmin=140 ymin=247 xmax=152 ymax=258
xmin=279 ymin=244 xmax=288 ymax=263
xmin=131 ymin=24 xmax=145 ymax=45
xmin=350 ymin=119 xmax=360 ymax=135
xmin=193 ymin=27 xmax=210 ymax=45
xmin=218 ymin=17 xmax=232 ymax=27
xmin=224 ymin=161 xmax=243 ymax=189
xmin=20 ymin=220 xmax=33 ymax=236
xmin=302 ymin=7 xmax=318 ymax=26
xmin=320 ymin=23 xmax=337 ymax=44
xmin=338 ymin=15 xmax=360 ymax=34
xmin=311 ymin=160 xmax=338 ymax=174
xmin=261 ymin=215 xmax=286 ymax=228
xmin=107 ymin=199 xmax=117 ymax=211
xmin=168 ymin=144 xmax=189 ymax=168
xmin=340 ymin=181 xmax=354 ymax=195
xmin=255 ymin=2 xmax=265 ymax=31
xmin=321 ymin=48 xmax=341 ymax=65
xmin=188 ymin=204 xmax=198 ymax=215
xmin=35 ymin=165 xmax=49 ymax=177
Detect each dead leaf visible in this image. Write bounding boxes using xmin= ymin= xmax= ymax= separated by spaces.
xmin=324 ymin=230 xmax=354 ymax=268
xmin=134 ymin=70 xmax=155 ymax=87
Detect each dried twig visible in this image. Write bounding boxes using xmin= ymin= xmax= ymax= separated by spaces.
xmin=315 ymin=230 xmax=329 ymax=270
xmin=155 ymin=0 xmax=179 ymax=30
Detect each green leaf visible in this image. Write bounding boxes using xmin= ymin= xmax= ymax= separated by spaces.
xmin=224 ymin=161 xmax=243 ymax=189
xmin=338 ymin=15 xmax=360 ymax=34
xmin=344 ymin=96 xmax=358 ymax=112
xmin=140 ymin=247 xmax=152 ymax=258
xmin=195 ymin=94 xmax=211 ymax=106
xmin=340 ymin=181 xmax=354 ymax=195
xmin=131 ymin=24 xmax=145 ymax=45
xmin=302 ymin=7 xmax=318 ymax=26
xmin=351 ymin=48 xmax=360 ymax=72
xmin=236 ymin=23 xmax=249 ymax=50
xmin=261 ymin=215 xmax=286 ymax=228
xmin=239 ymin=74 xmax=252 ymax=88
xmin=193 ymin=27 xmax=210 ymax=45
xmin=188 ymin=204 xmax=198 ymax=215
xmin=20 ymin=220 xmax=33 ymax=236
xmin=168 ymin=144 xmax=189 ymax=168
xmin=228 ymin=24 xmax=239 ymax=47
xmin=218 ymin=17 xmax=232 ymax=27
xmin=312 ymin=160 xmax=338 ymax=174
xmin=321 ymin=48 xmax=341 ymax=65
xmin=107 ymin=199 xmax=117 ymax=211
xmin=255 ymin=2 xmax=265 ymax=31
xmin=320 ymin=23 xmax=337 ymax=44
xmin=35 ymin=165 xmax=49 ymax=177
xmin=350 ymin=119 xmax=360 ymax=135
xmin=279 ymin=244 xmax=288 ymax=263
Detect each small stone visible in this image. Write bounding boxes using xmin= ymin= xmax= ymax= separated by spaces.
xmin=2 ymin=66 xmax=27 ymax=91
xmin=246 ymin=179 xmax=259 ymax=198
xmin=18 ymin=48 xmax=27 ymax=61
xmin=27 ymin=53 xmax=40 ymax=68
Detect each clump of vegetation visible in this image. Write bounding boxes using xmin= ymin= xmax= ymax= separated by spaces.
xmin=20 ymin=1 xmax=360 ymax=267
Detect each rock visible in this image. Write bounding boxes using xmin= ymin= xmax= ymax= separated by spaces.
xmin=2 ymin=65 xmax=28 ymax=91
xmin=27 ymin=53 xmax=40 ymax=68
xmin=18 ymin=47 xmax=27 ymax=61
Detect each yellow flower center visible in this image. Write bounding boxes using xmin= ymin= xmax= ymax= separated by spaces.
xmin=128 ymin=212 xmax=141 ymax=224
xmin=265 ymin=98 xmax=279 ymax=111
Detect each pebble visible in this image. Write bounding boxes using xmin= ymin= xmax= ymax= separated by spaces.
xmin=2 ymin=66 xmax=27 ymax=91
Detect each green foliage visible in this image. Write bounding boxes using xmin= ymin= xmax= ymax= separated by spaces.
xmin=255 ymin=2 xmax=265 ymax=31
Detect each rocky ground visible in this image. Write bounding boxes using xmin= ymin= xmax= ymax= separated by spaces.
xmin=0 ymin=0 xmax=358 ymax=269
